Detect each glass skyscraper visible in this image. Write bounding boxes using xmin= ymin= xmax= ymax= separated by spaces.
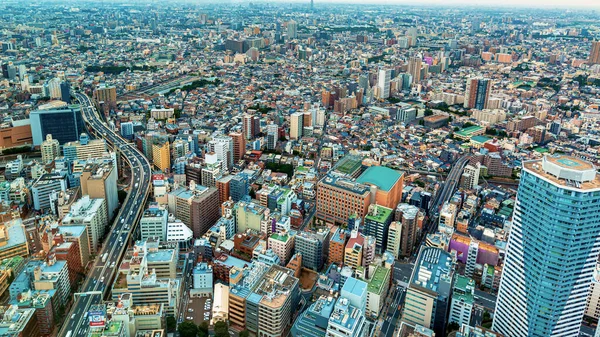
xmin=493 ymin=155 xmax=600 ymax=337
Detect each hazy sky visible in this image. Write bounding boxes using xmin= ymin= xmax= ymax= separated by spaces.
xmin=279 ymin=0 xmax=600 ymax=9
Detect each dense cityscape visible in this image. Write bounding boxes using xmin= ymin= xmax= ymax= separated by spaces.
xmin=0 ymin=1 xmax=599 ymax=337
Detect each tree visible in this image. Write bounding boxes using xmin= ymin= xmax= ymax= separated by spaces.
xmin=198 ymin=321 xmax=209 ymax=335
xmin=424 ymin=108 xmax=433 ymax=116
xmin=447 ymin=321 xmax=460 ymax=333
xmin=166 ymin=316 xmax=177 ymax=332
xmin=214 ymin=321 xmax=229 ymax=337
xmin=239 ymin=330 xmax=250 ymax=337
xmin=118 ymin=190 xmax=128 ymax=204
xmin=178 ymin=321 xmax=198 ymax=337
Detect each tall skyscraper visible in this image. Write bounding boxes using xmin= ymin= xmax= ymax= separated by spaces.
xmin=377 ymin=68 xmax=391 ymax=99
xmin=464 ymin=77 xmax=491 ymax=110
xmin=407 ymin=56 xmax=422 ymax=85
xmin=589 ymin=41 xmax=600 ymax=65
xmin=287 ymin=20 xmax=298 ymax=40
xmin=493 ymin=155 xmax=600 ymax=337
xmin=242 ymin=114 xmax=260 ymax=140
xmin=290 ymin=112 xmax=303 ymax=140
xmin=266 ymin=123 xmax=278 ymax=150
xmin=229 ymin=131 xmax=246 ymax=162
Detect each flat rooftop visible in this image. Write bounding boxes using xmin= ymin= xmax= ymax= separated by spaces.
xmin=366 ymin=266 xmax=390 ymax=295
xmin=524 ymin=155 xmax=600 ymax=191
xmin=411 ymin=247 xmax=453 ymax=293
xmin=364 ymin=205 xmax=393 ymax=224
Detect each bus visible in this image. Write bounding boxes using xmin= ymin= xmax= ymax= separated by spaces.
xmin=101 ymin=253 xmax=108 ymax=263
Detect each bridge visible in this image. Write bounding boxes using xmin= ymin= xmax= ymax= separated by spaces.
xmin=58 ymin=93 xmax=152 ymax=337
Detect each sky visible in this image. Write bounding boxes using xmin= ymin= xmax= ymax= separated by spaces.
xmin=269 ymin=0 xmax=600 ymax=9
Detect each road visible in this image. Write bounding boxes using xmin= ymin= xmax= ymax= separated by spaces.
xmin=416 ymin=155 xmax=471 ymax=249
xmin=474 ymin=289 xmax=497 ymax=311
xmin=59 ymin=93 xmax=152 ymax=337
xmin=379 ymin=286 xmax=405 ymax=337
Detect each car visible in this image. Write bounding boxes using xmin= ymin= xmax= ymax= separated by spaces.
xmin=100 ymin=277 xmax=105 ymax=282
xmin=188 ymin=308 xmax=193 ymax=312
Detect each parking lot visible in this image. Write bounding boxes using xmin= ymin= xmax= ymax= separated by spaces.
xmin=183 ymin=294 xmax=212 ymax=325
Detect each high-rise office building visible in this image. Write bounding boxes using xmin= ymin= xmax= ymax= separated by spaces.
xmin=46 ymin=78 xmax=62 ymax=99
xmin=120 ymin=122 xmax=134 ymax=139
xmin=464 ymin=77 xmax=491 ymax=110
xmin=290 ymin=112 xmax=304 ymax=140
xmin=208 ymin=135 xmax=233 ymax=171
xmin=448 ymin=275 xmax=475 ymax=328
xmin=266 ymin=123 xmax=278 ymax=150
xmin=30 ymin=105 xmax=85 ymax=145
xmin=61 ymin=196 xmax=108 ymax=254
xmin=94 ymin=85 xmax=117 ymax=105
xmin=493 ymin=155 xmax=600 ymax=337
xmin=402 ymin=246 xmax=454 ymax=336
xmin=363 ymin=204 xmax=393 ymax=254
xmin=589 ymin=41 xmax=600 ymax=65
xmin=60 ymin=81 xmax=71 ymax=103
xmin=407 ymin=56 xmax=422 ymax=85
xmin=230 ymin=174 xmax=249 ymax=202
xmin=242 ymin=114 xmax=260 ymax=140
xmin=295 ymin=228 xmax=330 ymax=271
xmin=229 ymin=131 xmax=246 ymax=162
xmin=152 ymin=140 xmax=171 ymax=172
xmin=287 ymin=20 xmax=298 ymax=39
xmin=316 ymin=174 xmax=371 ymax=226
xmin=79 ymin=161 xmax=119 ymax=220
xmin=140 ymin=203 xmax=169 ymax=241
xmin=167 ymin=183 xmax=220 ymax=237
xmin=32 ymin=173 xmax=67 ymax=211
xmin=378 ymin=68 xmax=392 ymax=99
xmin=40 ymin=134 xmax=60 ymax=163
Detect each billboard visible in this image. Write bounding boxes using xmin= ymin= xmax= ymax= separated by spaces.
xmin=88 ymin=310 xmax=105 ymax=327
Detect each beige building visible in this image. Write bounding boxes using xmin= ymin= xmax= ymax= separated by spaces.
xmin=290 ymin=112 xmax=303 ymax=140
xmin=152 ymin=141 xmax=171 ymax=172
xmin=112 ymin=241 xmax=182 ymax=317
xmin=471 ymin=109 xmax=507 ymax=124
xmin=585 ymin=266 xmax=600 ymax=319
xmin=212 ymin=283 xmax=229 ymax=324
xmin=40 ymin=134 xmax=60 ymax=163
xmin=79 ymin=161 xmax=119 ymax=220
xmin=268 ymin=231 xmax=295 ymax=266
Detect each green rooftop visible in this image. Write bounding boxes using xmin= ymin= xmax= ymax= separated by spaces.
xmin=534 ymin=147 xmax=549 ymax=153
xmin=334 ymin=155 xmax=364 ymax=175
xmin=356 ymin=166 xmax=403 ymax=192
xmin=471 ymin=135 xmax=491 ymax=144
xmin=364 ymin=205 xmax=393 ymax=224
xmin=456 ymin=125 xmax=483 ymax=137
xmin=270 ymin=233 xmax=290 ymax=243
xmin=90 ymin=321 xmax=123 ymax=337
xmin=366 ymin=266 xmax=390 ymax=295
xmin=0 ymin=256 xmax=24 ymax=271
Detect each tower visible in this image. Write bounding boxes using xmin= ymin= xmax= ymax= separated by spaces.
xmin=589 ymin=40 xmax=600 ymax=65
xmin=464 ymin=77 xmax=491 ymax=110
xmin=493 ymin=155 xmax=600 ymax=337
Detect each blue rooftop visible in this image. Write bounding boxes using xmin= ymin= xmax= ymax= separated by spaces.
xmin=342 ymin=276 xmax=367 ymax=298
xmin=356 ymin=166 xmax=403 ymax=192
